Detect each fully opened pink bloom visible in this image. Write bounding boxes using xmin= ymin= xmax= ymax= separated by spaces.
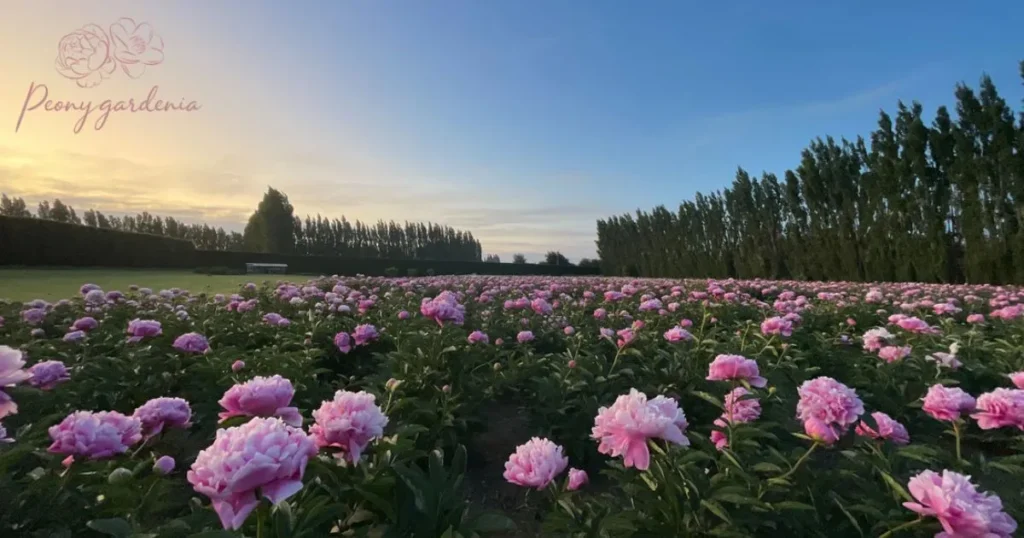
xmin=855 ymin=411 xmax=910 ymax=445
xmin=707 ymin=354 xmax=767 ymax=388
xmin=517 ymin=330 xmax=534 ymax=343
xmin=353 ymin=324 xmax=379 ymax=346
xmin=48 ymin=411 xmax=142 ymax=459
xmin=971 ymin=388 xmax=1024 ymax=431
xmin=896 ymin=316 xmax=935 ymax=334
xmin=967 ymin=313 xmax=985 ymax=324
xmin=334 ymin=331 xmax=352 ymax=353
xmin=133 ymin=397 xmax=192 ymax=437
xmin=421 ymin=292 xmax=466 ymax=325
xmin=172 ymin=332 xmax=209 ymax=354
xmin=878 ymin=345 xmax=912 ymax=363
xmin=796 ymin=376 xmax=864 ymax=432
xmin=218 ymin=375 xmax=302 ymax=427
xmin=862 ymin=328 xmax=893 ymax=352
xmin=591 ymin=389 xmax=689 ymax=470
xmin=72 ymin=316 xmax=98 ymax=331
xmin=760 ymin=316 xmax=793 ymax=337
xmin=28 ymin=360 xmax=70 ymax=390
xmin=923 ymin=384 xmax=976 ymax=422
xmin=309 ymin=390 xmax=388 ymax=464
xmin=0 ymin=346 xmax=31 ymax=418
xmin=567 ymin=468 xmax=588 ymax=491
xmin=503 ymin=437 xmax=568 ymax=489
xmin=710 ymin=388 xmax=761 ymax=450
xmin=127 ymin=319 xmax=162 ymax=343
xmin=187 ymin=417 xmax=316 ymax=530
xmin=903 ymin=470 xmax=1016 ymax=538
xmin=722 ymin=387 xmax=761 ymax=424
xmin=468 ymin=330 xmax=489 ymax=344
xmin=664 ymin=326 xmax=692 ymax=342
xmin=0 ymin=346 xmax=31 ymax=388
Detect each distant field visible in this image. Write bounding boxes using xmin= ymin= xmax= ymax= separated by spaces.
xmin=0 ymin=268 xmax=256 ymax=302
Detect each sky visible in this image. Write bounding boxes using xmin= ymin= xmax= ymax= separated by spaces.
xmin=1 ymin=1 xmax=1022 ymax=262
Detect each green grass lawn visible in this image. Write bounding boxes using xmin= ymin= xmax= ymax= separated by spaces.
xmin=0 ymin=268 xmax=257 ymax=302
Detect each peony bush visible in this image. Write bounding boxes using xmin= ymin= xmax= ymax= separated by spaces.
xmin=0 ymin=276 xmax=1023 ymax=536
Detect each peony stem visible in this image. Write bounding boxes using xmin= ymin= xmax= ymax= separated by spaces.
xmin=878 ymin=517 xmax=923 ymax=538
xmin=778 ymin=442 xmax=819 ymax=481
xmin=952 ymin=420 xmax=962 ymax=463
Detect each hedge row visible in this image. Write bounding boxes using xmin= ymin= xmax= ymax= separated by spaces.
xmin=0 ymin=216 xmax=599 ymax=276
xmin=0 ymin=216 xmax=196 ymax=268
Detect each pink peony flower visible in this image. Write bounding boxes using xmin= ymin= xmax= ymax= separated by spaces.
xmin=127 ymin=319 xmax=162 ymax=343
xmin=878 ymin=345 xmax=912 ymax=363
xmin=218 ymin=375 xmax=302 ymax=427
xmin=760 ymin=316 xmax=793 ymax=337
xmin=664 ymin=326 xmax=693 ymax=343
xmin=353 ymin=324 xmax=379 ymax=346
xmin=309 ymin=390 xmax=388 ymax=464
xmin=517 ymin=330 xmax=535 ymax=343
xmin=803 ymin=417 xmax=840 ymax=445
xmin=421 ymin=292 xmax=466 ymax=325
xmin=468 ymin=330 xmax=489 ymax=344
xmin=855 ymin=411 xmax=910 ymax=445
xmin=796 ymin=376 xmax=864 ymax=433
xmin=187 ymin=417 xmax=316 ymax=530
xmin=567 ymin=467 xmax=588 ymax=491
xmin=721 ymin=387 xmax=761 ymax=424
xmin=231 ymin=360 xmax=245 ymax=372
xmin=903 ymin=470 xmax=1016 ymax=538
xmin=971 ymin=389 xmax=1024 ymax=430
xmin=967 ymin=313 xmax=985 ymax=324
xmin=63 ymin=330 xmax=86 ymax=343
xmin=0 ymin=346 xmax=31 ymax=419
xmin=154 ymin=455 xmax=176 ymax=475
xmin=896 ymin=316 xmax=934 ymax=333
xmin=262 ymin=313 xmax=291 ymax=327
xmin=133 ymin=397 xmax=192 ymax=437
xmin=707 ymin=354 xmax=767 ymax=388
xmin=1008 ymin=372 xmax=1024 ymax=389
xmin=503 ymin=437 xmax=568 ymax=489
xmin=28 ymin=360 xmax=70 ymax=390
xmin=591 ymin=389 xmax=689 ymax=470
xmin=72 ymin=316 xmax=98 ymax=331
xmin=334 ymin=331 xmax=352 ymax=353
xmin=922 ymin=384 xmax=976 ymax=422
xmin=172 ymin=332 xmax=209 ymax=354
xmin=861 ymin=327 xmax=893 ymax=352
xmin=48 ymin=411 xmax=142 ymax=459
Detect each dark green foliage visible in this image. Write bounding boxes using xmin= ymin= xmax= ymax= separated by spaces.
xmin=0 ymin=216 xmax=196 ymax=268
xmin=597 ymin=62 xmax=1024 ymax=284
xmin=542 ymin=251 xmax=572 ymax=266
xmin=244 ymin=187 xmax=296 ymax=253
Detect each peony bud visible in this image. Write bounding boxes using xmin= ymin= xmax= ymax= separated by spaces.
xmin=108 ymin=467 xmax=133 ymax=485
xmin=154 ymin=455 xmax=175 ymax=475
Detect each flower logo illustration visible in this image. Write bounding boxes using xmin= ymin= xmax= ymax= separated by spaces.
xmin=55 ymin=18 xmax=164 ymax=88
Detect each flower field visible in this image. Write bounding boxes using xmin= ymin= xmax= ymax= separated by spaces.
xmin=1 ymin=276 xmax=1023 ymax=537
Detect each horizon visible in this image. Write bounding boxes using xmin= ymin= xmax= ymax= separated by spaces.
xmin=2 ymin=1 xmax=1023 ymax=263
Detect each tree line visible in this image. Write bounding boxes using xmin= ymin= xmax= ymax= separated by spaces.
xmin=597 ymin=61 xmax=1024 ymax=284
xmin=1 ymin=187 xmax=485 ymax=262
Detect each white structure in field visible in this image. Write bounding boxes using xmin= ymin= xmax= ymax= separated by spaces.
xmin=246 ymin=263 xmax=287 ymax=274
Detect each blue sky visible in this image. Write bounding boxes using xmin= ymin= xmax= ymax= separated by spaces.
xmin=3 ymin=0 xmax=1022 ymax=261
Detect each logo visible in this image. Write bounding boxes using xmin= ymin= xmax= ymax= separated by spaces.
xmin=56 ymin=18 xmax=164 ymax=88
xmin=16 ymin=17 xmax=199 ymax=134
